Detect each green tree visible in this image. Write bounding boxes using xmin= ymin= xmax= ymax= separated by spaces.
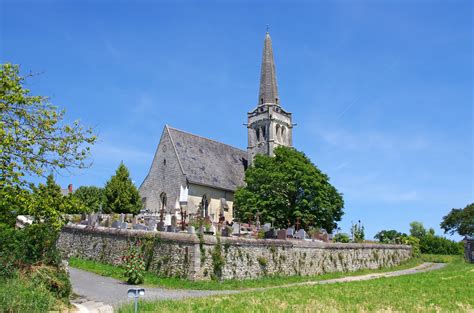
xmin=73 ymin=186 xmax=104 ymax=213
xmin=374 ymin=229 xmax=405 ymax=244
xmin=0 ymin=63 xmax=96 ymax=187
xmin=27 ymin=174 xmax=83 ymax=230
xmin=409 ymin=221 xmax=427 ymax=239
xmin=440 ymin=203 xmax=474 ymax=237
xmin=104 ymin=163 xmax=142 ymax=214
xmin=234 ymin=146 xmax=344 ymax=231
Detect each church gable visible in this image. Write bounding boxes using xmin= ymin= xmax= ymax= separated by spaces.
xmin=139 ymin=126 xmax=185 ymax=213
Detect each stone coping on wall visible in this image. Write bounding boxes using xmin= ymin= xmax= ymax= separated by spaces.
xmin=61 ymin=224 xmax=411 ymax=250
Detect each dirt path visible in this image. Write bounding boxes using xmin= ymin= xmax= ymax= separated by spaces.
xmin=69 ymin=262 xmax=446 ymax=311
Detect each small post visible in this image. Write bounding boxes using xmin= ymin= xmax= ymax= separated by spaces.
xmin=128 ymin=288 xmax=145 ymax=313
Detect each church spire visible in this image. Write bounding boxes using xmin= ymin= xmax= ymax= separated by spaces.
xmin=258 ymin=31 xmax=279 ymax=106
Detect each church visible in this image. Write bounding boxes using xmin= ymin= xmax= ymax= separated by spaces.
xmin=139 ymin=32 xmax=294 ymax=224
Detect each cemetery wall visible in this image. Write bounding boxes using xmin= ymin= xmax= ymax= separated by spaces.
xmin=58 ymin=225 xmax=412 ymax=280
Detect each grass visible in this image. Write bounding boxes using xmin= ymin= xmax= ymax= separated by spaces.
xmin=69 ymin=255 xmax=424 ymax=290
xmin=0 ymin=276 xmax=62 ymax=312
xmin=117 ymin=255 xmax=473 ymax=312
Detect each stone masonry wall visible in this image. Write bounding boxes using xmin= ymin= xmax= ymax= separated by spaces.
xmin=58 ymin=225 xmax=412 ymax=281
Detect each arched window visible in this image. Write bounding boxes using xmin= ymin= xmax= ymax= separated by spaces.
xmin=256 ymin=128 xmax=260 ymax=142
xmin=281 ymin=126 xmax=286 ymax=144
xmin=261 ymin=126 xmax=266 ymax=140
xmin=201 ymin=195 xmax=209 ymax=217
xmin=160 ymin=192 xmax=167 ymax=212
xmin=275 ymin=124 xmax=280 ymax=142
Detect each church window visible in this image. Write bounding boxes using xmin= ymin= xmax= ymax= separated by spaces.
xmin=281 ymin=126 xmax=286 ymax=143
xmin=261 ymin=98 xmax=263 ymax=104
xmin=256 ymin=128 xmax=260 ymax=141
xmin=160 ymin=192 xmax=167 ymax=212
xmin=276 ymin=124 xmax=280 ymax=141
xmin=262 ymin=126 xmax=266 ymax=140
xmin=201 ymin=195 xmax=209 ymax=217
xmin=163 ymin=159 xmax=166 ymax=166
xmin=276 ymin=97 xmax=279 ymax=104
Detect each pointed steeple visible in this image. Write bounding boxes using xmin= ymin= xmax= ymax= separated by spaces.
xmin=258 ymin=32 xmax=279 ymax=106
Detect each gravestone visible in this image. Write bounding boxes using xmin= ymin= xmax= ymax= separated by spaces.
xmin=294 ymin=229 xmax=306 ymax=240
xmin=264 ymin=229 xmax=276 ymax=239
xmin=277 ymin=229 xmax=287 ymax=240
xmin=120 ymin=213 xmax=125 ymax=223
xmin=286 ymin=227 xmax=295 ymax=238
xmin=232 ymin=223 xmax=240 ymax=236
xmin=111 ymin=220 xmax=120 ymax=229
xmin=133 ymin=224 xmax=148 ymax=231
xmin=187 ymin=226 xmax=195 ymax=234
xmin=221 ymin=226 xmax=231 ymax=237
xmin=147 ymin=219 xmax=157 ymax=231
xmin=171 ymin=215 xmax=177 ymax=228
xmin=157 ymin=221 xmax=165 ymax=232
xmin=119 ymin=222 xmax=128 ymax=229
xmin=263 ymin=223 xmax=271 ymax=232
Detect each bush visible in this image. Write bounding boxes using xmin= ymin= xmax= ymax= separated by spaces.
xmin=122 ymin=241 xmax=145 ymax=285
xmin=0 ymin=223 xmax=61 ymax=278
xmin=334 ymin=233 xmax=350 ymax=243
xmin=28 ymin=265 xmax=71 ymax=300
xmin=419 ymin=235 xmax=463 ymax=255
xmin=401 ymin=235 xmax=421 ymax=257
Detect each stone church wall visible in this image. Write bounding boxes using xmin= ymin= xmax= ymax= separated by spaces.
xmin=187 ymin=183 xmax=234 ymax=222
xmin=139 ymin=128 xmax=186 ymax=213
xmin=59 ymin=225 xmax=412 ymax=281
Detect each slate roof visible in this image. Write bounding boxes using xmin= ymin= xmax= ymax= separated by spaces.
xmin=167 ymin=126 xmax=248 ymax=192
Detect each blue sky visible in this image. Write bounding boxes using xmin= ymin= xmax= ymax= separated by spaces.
xmin=1 ymin=0 xmax=472 ymax=240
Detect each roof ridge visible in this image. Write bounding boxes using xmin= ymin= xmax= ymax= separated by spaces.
xmin=167 ymin=126 xmax=246 ymax=154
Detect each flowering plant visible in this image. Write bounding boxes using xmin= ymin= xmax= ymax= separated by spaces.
xmin=122 ymin=240 xmax=145 ymax=284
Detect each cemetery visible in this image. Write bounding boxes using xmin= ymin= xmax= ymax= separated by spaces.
xmin=58 ymin=213 xmax=412 ymax=280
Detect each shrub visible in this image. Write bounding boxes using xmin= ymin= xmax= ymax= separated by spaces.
xmin=122 ymin=241 xmax=145 ymax=285
xmin=419 ymin=235 xmax=463 ymax=255
xmin=351 ymin=220 xmax=365 ymax=243
xmin=0 ymin=223 xmax=61 ymax=278
xmin=334 ymin=233 xmax=350 ymax=243
xmin=28 ymin=265 xmax=71 ymax=300
xmin=401 ymin=235 xmax=421 ymax=257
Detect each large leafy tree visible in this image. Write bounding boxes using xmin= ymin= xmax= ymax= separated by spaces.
xmin=104 ymin=163 xmax=142 ymax=214
xmin=0 ymin=63 xmax=96 ymax=187
xmin=234 ymin=146 xmax=344 ymax=231
xmin=374 ymin=229 xmax=406 ymax=244
xmin=440 ymin=203 xmax=474 ymax=237
xmin=73 ymin=186 xmax=104 ymax=213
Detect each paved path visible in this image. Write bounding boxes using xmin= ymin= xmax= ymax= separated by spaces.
xmin=69 ymin=262 xmax=446 ymax=311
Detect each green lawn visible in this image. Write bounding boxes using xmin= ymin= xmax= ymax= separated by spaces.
xmin=69 ymin=256 xmax=424 ymax=290
xmin=117 ymin=255 xmax=472 ymax=312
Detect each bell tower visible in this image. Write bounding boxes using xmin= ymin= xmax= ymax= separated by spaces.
xmin=247 ymin=31 xmax=293 ymax=164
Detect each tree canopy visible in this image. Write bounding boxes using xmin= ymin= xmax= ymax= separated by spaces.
xmin=73 ymin=186 xmax=104 ymax=213
xmin=234 ymin=146 xmax=344 ymax=232
xmin=0 ymin=63 xmax=96 ymax=187
xmin=104 ymin=163 xmax=142 ymax=214
xmin=440 ymin=203 xmax=474 ymax=237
